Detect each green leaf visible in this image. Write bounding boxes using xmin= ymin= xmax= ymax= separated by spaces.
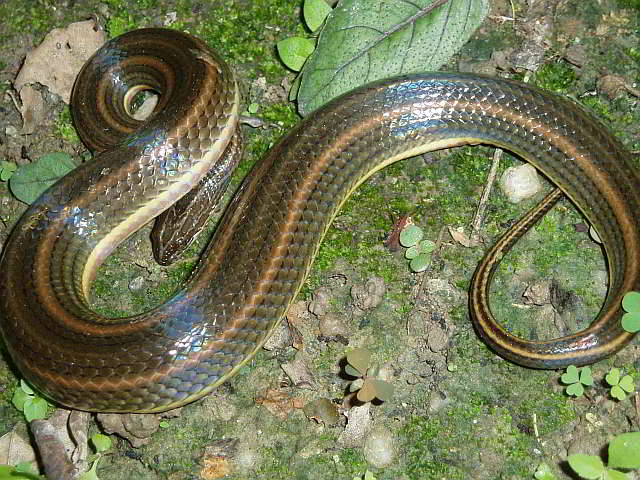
xmin=297 ymin=0 xmax=489 ymax=115
xmin=621 ymin=311 xmax=640 ymax=333
xmin=561 ymin=365 xmax=579 ymax=384
xmin=277 ymin=37 xmax=316 ymax=72
xmin=405 ymin=245 xmax=420 ymax=259
xmin=24 ymin=397 xmax=48 ymax=422
xmin=356 ymin=379 xmax=377 ymax=402
xmin=419 ymin=239 xmax=436 ymax=254
xmin=606 ymin=368 xmax=621 ymax=386
xmin=567 ymin=454 xmax=605 ymax=479
xmin=610 ymin=385 xmax=626 ymax=401
xmin=604 ymin=469 xmax=629 ymax=480
xmin=621 ymin=291 xmax=640 ymax=312
xmin=409 ymin=253 xmax=432 ymax=272
xmin=91 ymin=433 xmax=112 ymax=453
xmin=608 ymin=432 xmax=640 ymax=469
xmin=303 ymin=0 xmax=332 ymax=32
xmin=12 ymin=387 xmax=30 ymax=411
xmin=369 ymin=379 xmax=394 ymax=402
xmin=14 ymin=463 xmax=37 ymax=474
xmin=399 ymin=224 xmax=423 ymax=247
xmin=20 ymin=380 xmax=35 ymax=395
xmin=78 ymin=459 xmax=100 ymax=480
xmin=9 ymin=152 xmax=78 ymax=204
xmin=0 ymin=160 xmax=17 ymax=181
xmin=345 ymin=364 xmax=363 ymax=378
xmin=349 ymin=378 xmax=365 ymax=392
xmin=618 ymin=375 xmax=634 ymax=393
xmin=0 ymin=465 xmax=44 ymax=480
xmin=579 ymin=367 xmax=593 ymax=386
xmin=346 ymin=348 xmax=371 ymax=376
xmin=289 ymin=72 xmax=303 ymax=102
xmin=533 ymin=463 xmax=557 ymax=480
xmin=565 ymin=382 xmax=584 ymax=397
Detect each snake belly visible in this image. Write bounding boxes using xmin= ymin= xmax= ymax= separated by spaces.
xmin=0 ymin=28 xmax=638 ymax=412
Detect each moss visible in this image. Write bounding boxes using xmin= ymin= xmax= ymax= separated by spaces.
xmin=55 ymin=107 xmax=80 ymax=144
xmin=0 ymin=1 xmax=61 ymax=39
xmin=534 ymin=62 xmax=577 ymax=93
xmin=197 ymin=0 xmax=303 ymax=81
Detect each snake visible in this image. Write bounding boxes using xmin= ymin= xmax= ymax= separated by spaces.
xmin=0 ymin=28 xmax=638 ymax=413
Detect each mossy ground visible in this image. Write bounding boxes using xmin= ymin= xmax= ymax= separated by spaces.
xmin=0 ymin=0 xmax=638 ymax=479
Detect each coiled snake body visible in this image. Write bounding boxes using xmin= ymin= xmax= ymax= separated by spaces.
xmin=0 ymin=29 xmax=638 ymax=412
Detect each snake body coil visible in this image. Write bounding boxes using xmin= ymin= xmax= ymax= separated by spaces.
xmin=0 ymin=29 xmax=638 ymax=412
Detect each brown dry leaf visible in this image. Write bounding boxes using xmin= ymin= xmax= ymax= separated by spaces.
xmin=15 ymin=20 xmax=106 ymax=104
xmin=200 ymin=440 xmax=238 ymax=479
xmin=255 ymin=388 xmax=304 ymax=419
xmin=200 ymin=456 xmax=233 ymax=479
xmin=14 ymin=85 xmax=46 ymax=134
xmin=448 ymin=226 xmax=481 ymax=248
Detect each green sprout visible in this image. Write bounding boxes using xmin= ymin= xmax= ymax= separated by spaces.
xmin=566 ymin=432 xmax=640 ymax=479
xmin=560 ymin=365 xmax=593 ymax=397
xmin=398 ymin=223 xmax=436 ymax=273
xmin=78 ymin=433 xmax=112 ymax=480
xmin=0 ymin=463 xmax=45 ymax=479
xmin=533 ymin=463 xmax=557 ymax=480
xmin=344 ymin=348 xmax=394 ymax=403
xmin=353 ymin=471 xmax=377 ymax=480
xmin=276 ymin=0 xmax=331 ymax=72
xmin=605 ymin=368 xmax=635 ymax=401
xmin=621 ymin=291 xmax=640 ymax=333
xmin=12 ymin=380 xmax=52 ymax=422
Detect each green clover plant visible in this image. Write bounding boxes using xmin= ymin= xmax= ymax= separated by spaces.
xmin=560 ymin=365 xmax=593 ymax=397
xmin=398 ymin=223 xmax=436 ymax=273
xmin=12 ymin=380 xmax=52 ymax=422
xmin=344 ymin=348 xmax=394 ymax=403
xmin=605 ymin=368 xmax=635 ymax=401
xmin=566 ymin=432 xmax=640 ymax=479
xmin=621 ymin=291 xmax=640 ymax=333
xmin=78 ymin=433 xmax=112 ymax=480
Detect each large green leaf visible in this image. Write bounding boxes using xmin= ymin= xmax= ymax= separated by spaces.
xmin=9 ymin=152 xmax=78 ymax=204
xmin=297 ymin=0 xmax=488 ymax=115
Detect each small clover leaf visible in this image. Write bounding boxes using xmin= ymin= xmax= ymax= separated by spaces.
xmin=345 ymin=348 xmax=371 ymax=377
xmin=561 ymin=365 xmax=579 ymax=383
xmin=399 ymin=224 xmax=423 ymax=248
xmin=533 ymin=463 xmax=557 ymax=480
xmin=579 ymin=367 xmax=593 ymax=386
xmin=606 ymin=368 xmax=620 ymax=386
xmin=566 ymin=383 xmax=584 ymax=397
xmin=606 ymin=367 xmax=635 ymax=401
xmin=622 ymin=291 xmax=640 ymax=312
xmin=621 ymin=291 xmax=640 ymax=333
xmin=561 ymin=365 xmax=592 ymax=397
xmin=409 ymin=253 xmax=432 ymax=272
